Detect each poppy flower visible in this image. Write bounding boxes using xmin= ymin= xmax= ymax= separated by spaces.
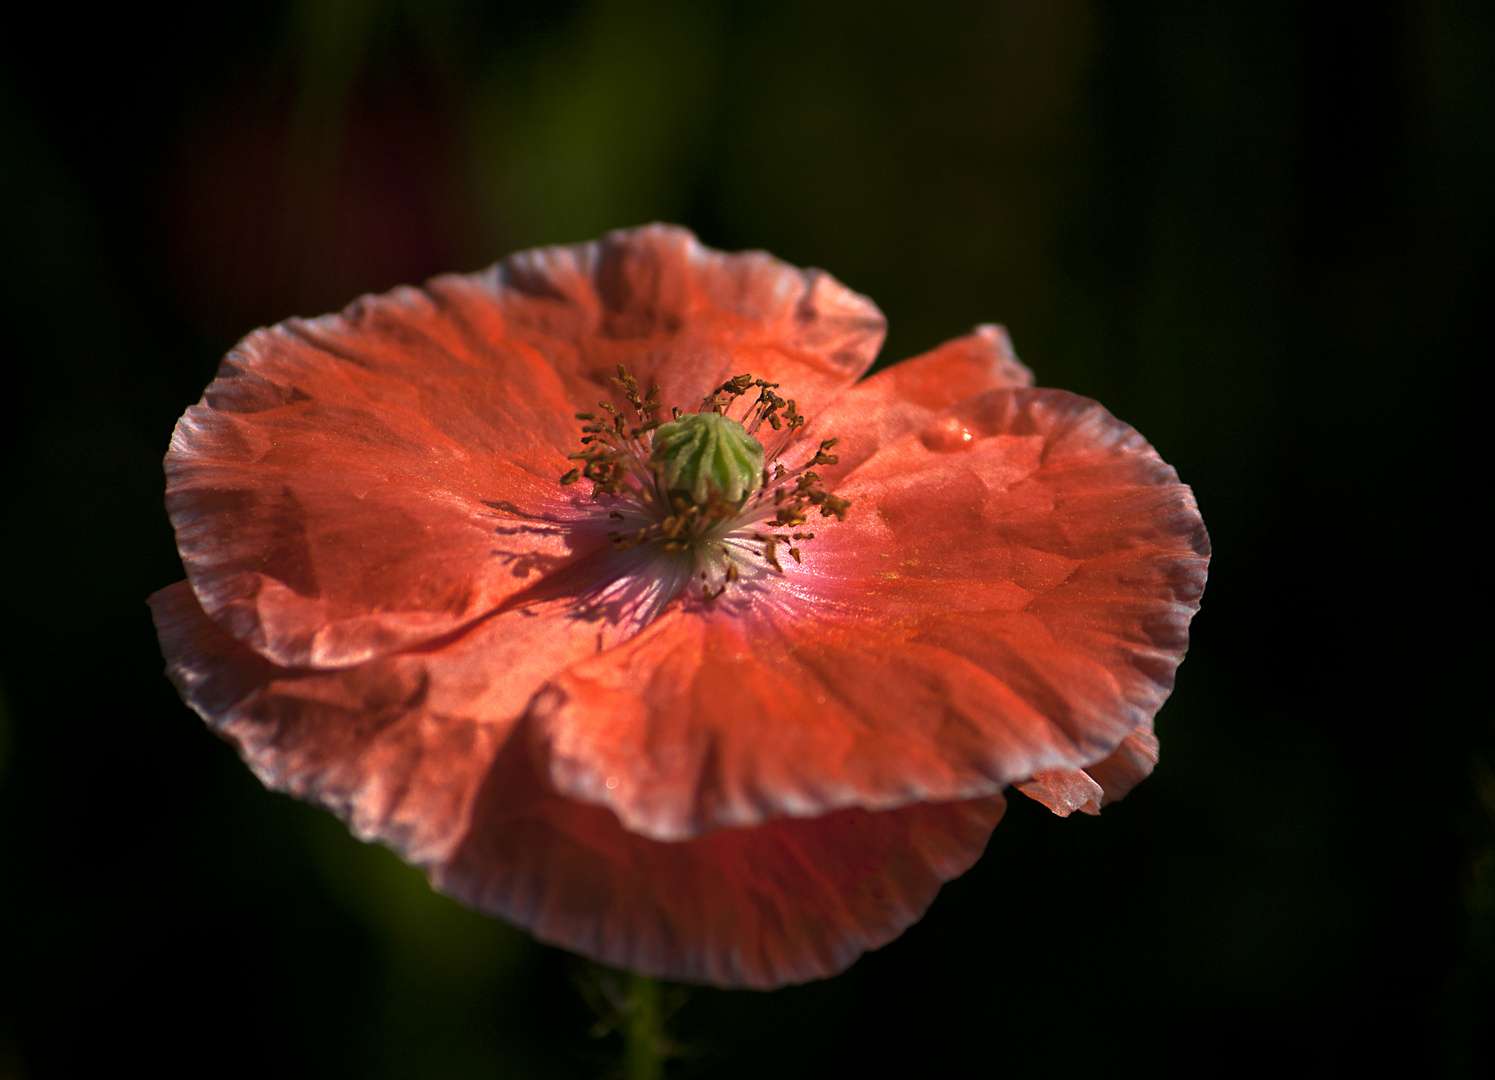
xmin=149 ymin=224 xmax=1208 ymax=989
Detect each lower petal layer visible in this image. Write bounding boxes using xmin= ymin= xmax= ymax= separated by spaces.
xmin=439 ymin=732 xmax=1005 ymax=988
xmin=151 ymin=579 xmax=1004 ymax=989
xmin=149 ymin=579 xmax=605 ymax=865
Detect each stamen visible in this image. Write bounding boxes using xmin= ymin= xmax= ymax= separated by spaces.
xmin=761 ymin=536 xmax=783 ymax=572
xmin=557 ymin=363 xmax=851 ymax=598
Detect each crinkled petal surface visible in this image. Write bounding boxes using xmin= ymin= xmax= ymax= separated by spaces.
xmin=167 ymin=224 xmax=885 ymax=669
xmin=149 ymin=580 xmax=1004 ymax=988
xmin=803 ymin=323 xmax=1033 ymax=484
xmin=150 ymin=579 xmax=603 ymax=864
xmin=153 ymin=226 xmax=1209 ymax=989
xmin=440 ymin=740 xmax=1004 ymax=988
xmin=533 ymin=386 xmax=1209 ymax=840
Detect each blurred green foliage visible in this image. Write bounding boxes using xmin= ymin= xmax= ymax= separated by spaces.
xmin=1 ymin=0 xmax=1490 ymax=1076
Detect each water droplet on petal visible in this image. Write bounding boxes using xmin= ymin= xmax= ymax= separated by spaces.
xmin=606 ymin=776 xmax=619 ymax=789
xmin=919 ymin=415 xmax=979 ymax=453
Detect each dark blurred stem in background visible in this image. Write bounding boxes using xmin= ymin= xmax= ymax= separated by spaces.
xmin=624 ymin=974 xmax=664 ymax=1080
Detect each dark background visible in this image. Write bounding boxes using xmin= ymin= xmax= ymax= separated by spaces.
xmin=1 ymin=1 xmax=1490 ymax=1076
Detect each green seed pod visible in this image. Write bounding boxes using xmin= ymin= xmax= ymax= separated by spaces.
xmin=650 ymin=412 xmax=765 ymax=507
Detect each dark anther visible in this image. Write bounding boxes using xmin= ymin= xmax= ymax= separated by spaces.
xmin=819 ymin=494 xmax=851 ymax=520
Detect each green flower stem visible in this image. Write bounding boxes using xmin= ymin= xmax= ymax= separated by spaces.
xmin=624 ymin=973 xmax=664 ymax=1080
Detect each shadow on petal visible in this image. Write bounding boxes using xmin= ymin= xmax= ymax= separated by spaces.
xmin=437 ymin=724 xmax=1006 ymax=989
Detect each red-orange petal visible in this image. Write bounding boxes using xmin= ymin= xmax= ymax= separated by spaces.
xmin=531 ymin=385 xmax=1207 ymax=840
xmin=1084 ymin=724 xmax=1161 ymax=803
xmin=438 ymin=732 xmax=1005 ymax=988
xmin=803 ymin=324 xmax=1033 ymax=487
xmin=168 ymin=225 xmax=885 ymax=669
xmin=1014 ymin=725 xmax=1160 ymax=817
xmin=149 ymin=579 xmax=609 ymax=865
xmin=490 ymin=224 xmax=886 ymax=419
xmin=151 ymin=579 xmax=1002 ymax=988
